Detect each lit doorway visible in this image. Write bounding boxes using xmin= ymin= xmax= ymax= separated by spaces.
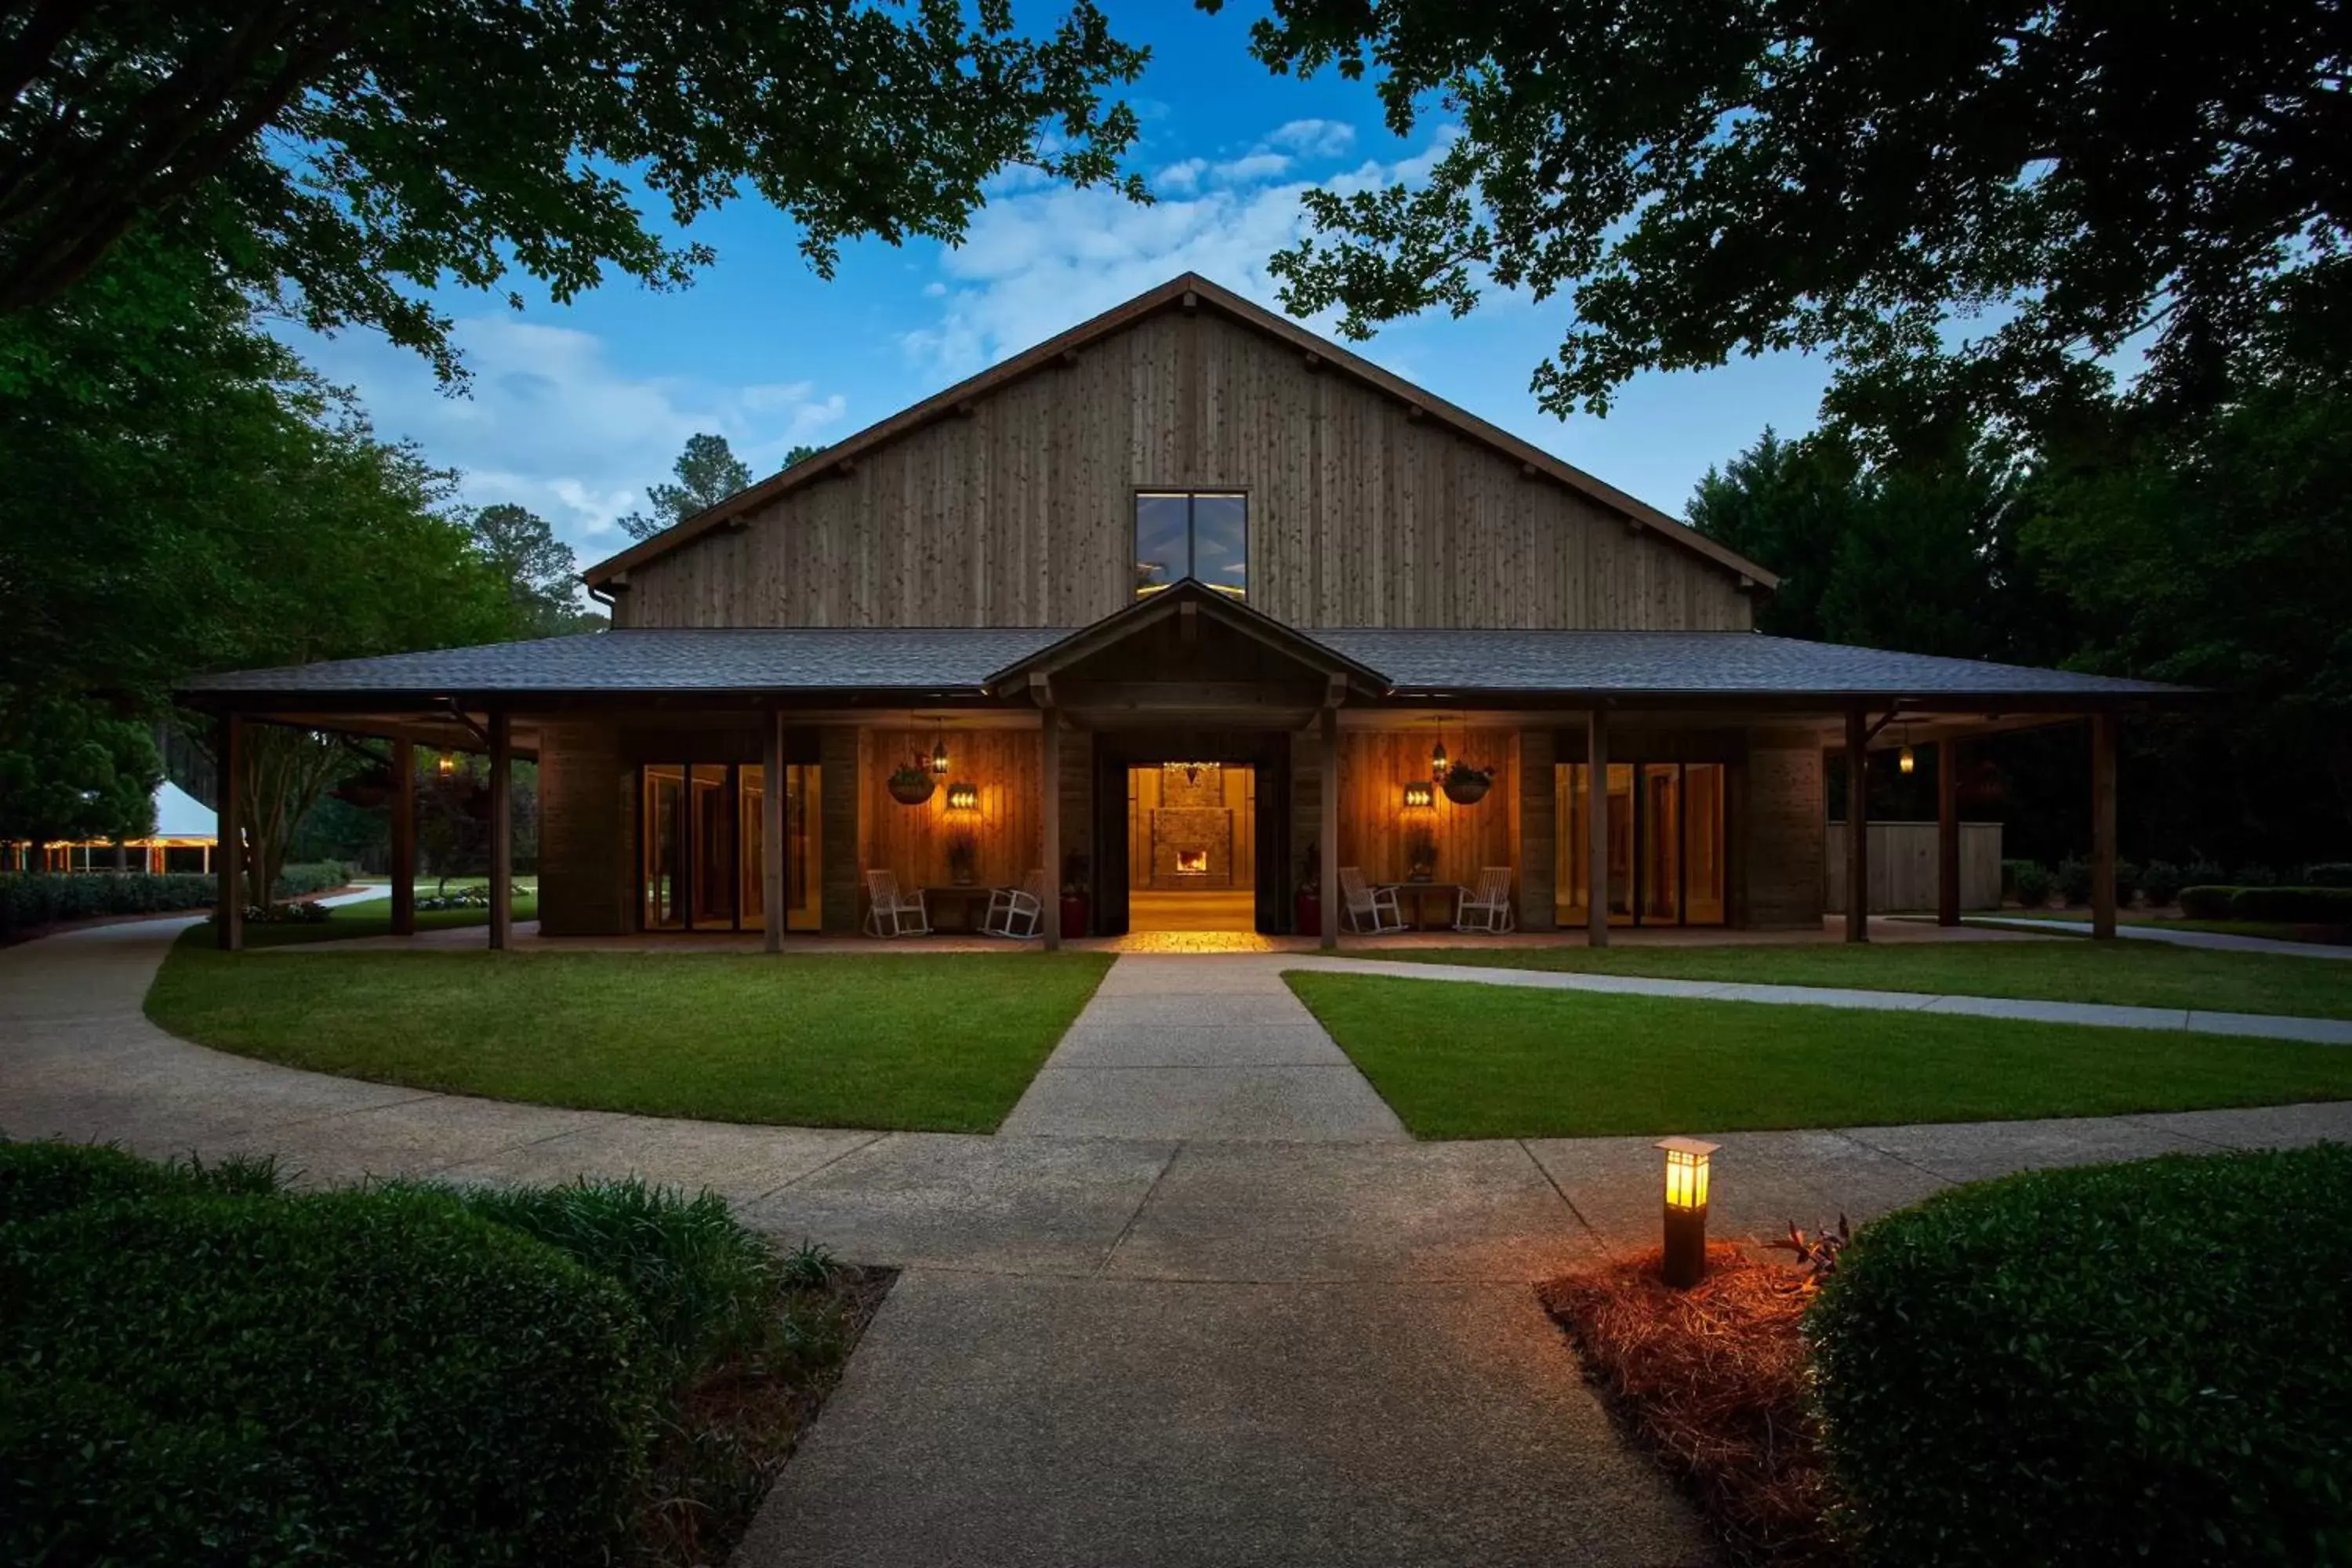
xmin=1124 ymin=762 xmax=1257 ymax=932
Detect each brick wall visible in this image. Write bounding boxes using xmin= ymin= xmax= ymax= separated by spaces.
xmin=537 ymin=721 xmax=633 ymax=936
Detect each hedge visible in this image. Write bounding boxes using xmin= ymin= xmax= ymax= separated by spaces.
xmin=0 ymin=861 xmax=352 ymax=936
xmin=0 ymin=1141 xmax=279 ymax=1228
xmin=2178 ymin=884 xmax=2352 ymax=924
xmin=1809 ymin=1146 xmax=2352 ymax=1566
xmin=2307 ymin=862 xmax=2352 ymax=888
xmin=0 ymin=1181 xmax=655 ymax=1566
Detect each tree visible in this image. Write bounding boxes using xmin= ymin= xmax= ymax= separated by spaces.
xmin=782 ymin=443 xmax=829 ymax=469
xmin=0 ymin=698 xmax=159 ymax=849
xmin=0 ymin=1 xmax=1148 ymax=379
xmin=616 ymin=433 xmax=755 ymax=541
xmin=1231 ymin=0 xmax=2352 ymax=434
xmin=470 ymin=503 xmax=601 ymax=637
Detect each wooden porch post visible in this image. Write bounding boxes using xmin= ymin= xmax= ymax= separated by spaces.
xmin=390 ymin=737 xmax=416 ymax=937
xmin=1041 ymin=710 xmax=1062 ymax=950
xmin=488 ymin=710 xmax=512 ymax=951
xmin=1936 ymin=736 xmax=1961 ymax=927
xmin=1319 ymin=707 xmax=1340 ymax=949
xmin=215 ymin=711 xmax=245 ymax=952
xmin=763 ymin=710 xmax=786 ymax=953
xmin=1586 ymin=707 xmax=1609 ymax=948
xmin=1845 ymin=706 xmax=1870 ymax=943
xmin=2091 ymin=713 xmax=2118 ymax=940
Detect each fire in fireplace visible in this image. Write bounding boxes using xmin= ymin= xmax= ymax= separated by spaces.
xmin=1174 ymin=849 xmax=1209 ymax=876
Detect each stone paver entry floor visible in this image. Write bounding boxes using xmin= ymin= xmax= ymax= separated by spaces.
xmin=6 ymin=921 xmax=2350 ymax=1566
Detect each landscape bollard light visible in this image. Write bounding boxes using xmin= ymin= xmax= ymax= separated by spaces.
xmin=1656 ymin=1136 xmax=1719 ymax=1288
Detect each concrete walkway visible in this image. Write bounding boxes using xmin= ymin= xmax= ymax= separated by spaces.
xmin=8 ymin=923 xmax=2352 ymax=1566
xmin=1968 ymin=914 xmax=2352 ymax=960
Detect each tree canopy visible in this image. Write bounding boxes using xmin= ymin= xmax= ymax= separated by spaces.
xmin=470 ymin=504 xmax=603 ymax=638
xmin=616 ymin=432 xmax=756 ymax=542
xmin=1231 ymin=0 xmax=2352 ymax=434
xmin=2 ymin=0 xmax=1149 ymax=379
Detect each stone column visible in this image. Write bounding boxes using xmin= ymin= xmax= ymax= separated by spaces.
xmin=1844 ymin=706 xmax=1869 ymax=944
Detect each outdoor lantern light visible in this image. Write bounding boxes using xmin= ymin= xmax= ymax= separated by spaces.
xmin=1430 ymin=740 xmax=1449 ymax=781
xmin=928 ymin=734 xmax=950 ymax=775
xmin=1656 ymin=1136 xmax=1719 ymax=1289
xmin=1898 ymin=744 xmax=1916 ymax=775
xmin=436 ymin=751 xmax=456 ymax=777
xmin=1402 ymin=781 xmax=1434 ymax=810
xmin=946 ymin=781 xmax=978 ymax=811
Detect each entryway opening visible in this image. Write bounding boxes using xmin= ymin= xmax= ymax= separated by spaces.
xmin=1124 ymin=761 xmax=1257 ymax=933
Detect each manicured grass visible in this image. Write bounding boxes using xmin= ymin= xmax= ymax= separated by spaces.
xmin=1287 ymin=972 xmax=2352 ymax=1138
xmin=1958 ymin=910 xmax=2351 ymax=946
xmin=1372 ymin=936 xmax=2352 ymax=1020
xmin=147 ymin=947 xmax=1112 ymax=1131
xmin=216 ymin=893 xmax=541 ymax=948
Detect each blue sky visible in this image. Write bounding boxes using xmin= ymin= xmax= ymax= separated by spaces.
xmin=292 ymin=3 xmax=1831 ymax=569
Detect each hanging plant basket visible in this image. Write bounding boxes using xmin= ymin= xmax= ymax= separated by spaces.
xmin=887 ymin=768 xmax=936 ymax=806
xmin=1441 ymin=766 xmax=1493 ymax=805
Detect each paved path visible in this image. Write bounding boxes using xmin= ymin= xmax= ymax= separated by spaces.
xmin=8 ymin=924 xmax=2352 ymax=1566
xmin=1968 ymin=914 xmax=2352 ymax=960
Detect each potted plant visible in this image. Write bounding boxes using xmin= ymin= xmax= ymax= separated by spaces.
xmin=1060 ymin=851 xmax=1091 ymax=936
xmin=1405 ymin=828 xmax=1437 ymax=883
xmin=1441 ymin=760 xmax=1494 ymax=805
xmin=886 ymin=760 xmax=936 ymax=806
xmin=1294 ymin=839 xmax=1321 ymax=934
xmin=946 ymin=831 xmax=978 ymax=886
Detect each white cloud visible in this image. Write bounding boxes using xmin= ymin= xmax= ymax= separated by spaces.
xmin=291 ymin=316 xmax=847 ymax=552
xmin=1264 ymin=118 xmax=1356 ymax=158
xmin=1208 ymin=150 xmax=1292 ymax=183
xmin=1155 ymin=157 xmax=1207 ymax=194
xmin=900 ymin=124 xmax=1455 ymax=380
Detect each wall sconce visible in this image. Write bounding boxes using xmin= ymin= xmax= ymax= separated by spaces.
xmin=1656 ymin=1136 xmax=1719 ymax=1288
xmin=1402 ymin=781 xmax=1434 ymax=810
xmin=946 ymin=781 xmax=978 ymax=811
xmin=1430 ymin=740 xmax=1449 ymax=782
xmin=436 ymin=752 xmax=456 ymax=777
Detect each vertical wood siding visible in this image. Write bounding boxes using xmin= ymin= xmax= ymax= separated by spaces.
xmin=1334 ymin=729 xmax=1518 ymax=889
xmin=859 ymin=728 xmax=1045 ymax=894
xmin=619 ymin=310 xmax=1753 ymax=632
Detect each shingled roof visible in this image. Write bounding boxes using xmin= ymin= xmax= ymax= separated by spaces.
xmin=180 ymin=624 xmax=2191 ymax=708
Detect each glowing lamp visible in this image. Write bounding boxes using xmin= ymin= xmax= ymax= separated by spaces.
xmin=436 ymin=752 xmax=456 ymax=777
xmin=946 ymin=781 xmax=978 ymax=811
xmin=1402 ymin=781 xmax=1434 ymax=810
xmin=1430 ymin=741 xmax=1449 ymax=781
xmin=928 ymin=736 xmax=950 ymax=775
xmin=1898 ymin=745 xmax=1916 ymax=775
xmin=1656 ymin=1136 xmax=1719 ymax=1288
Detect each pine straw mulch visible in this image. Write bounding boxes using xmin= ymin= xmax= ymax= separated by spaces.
xmin=1538 ymin=1245 xmax=1849 ymax=1568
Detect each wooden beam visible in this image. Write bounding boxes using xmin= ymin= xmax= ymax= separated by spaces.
xmin=488 ymin=710 xmax=513 ymax=951
xmin=1586 ymin=709 xmax=1609 ymax=948
xmin=390 ymin=736 xmax=416 ymax=937
xmin=1936 ymin=736 xmax=1961 ymax=927
xmin=1319 ymin=706 xmax=1340 ymax=949
xmin=216 ymin=712 xmax=245 ymax=952
xmin=763 ymin=710 xmax=786 ymax=954
xmin=1041 ymin=711 xmax=1063 ymax=950
xmin=2091 ymin=713 xmax=2118 ymax=939
xmin=1845 ymin=706 xmax=1869 ymax=943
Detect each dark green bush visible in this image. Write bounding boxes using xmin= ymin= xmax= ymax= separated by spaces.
xmin=1809 ymin=1146 xmax=2352 ymax=1567
xmin=2236 ymin=862 xmax=2281 ymax=887
xmin=2112 ymin=858 xmax=2141 ymax=907
xmin=442 ymin=1178 xmax=780 ymax=1387
xmin=2179 ymin=884 xmax=2238 ymax=919
xmin=2140 ymin=858 xmax=2186 ymax=906
xmin=0 ymin=1140 xmax=279 ymax=1228
xmin=2005 ymin=860 xmax=2053 ymax=908
xmin=274 ymin=859 xmax=354 ymax=897
xmin=0 ymin=1185 xmax=655 ymax=1566
xmin=2183 ymin=856 xmax=2225 ymax=888
xmin=2054 ymin=855 xmax=2092 ymax=905
xmin=2299 ymin=862 xmax=2352 ymax=888
xmin=0 ymin=862 xmax=351 ymax=936
xmin=2229 ymin=885 xmax=2352 ymax=924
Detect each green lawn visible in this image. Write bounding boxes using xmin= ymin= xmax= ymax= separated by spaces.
xmin=1955 ymin=910 xmax=2351 ymax=946
xmin=147 ymin=946 xmax=1112 ymax=1131
xmin=1371 ymin=937 xmax=2352 ymax=1020
xmin=227 ymin=893 xmax=541 ymax=948
xmin=1287 ymin=972 xmax=2352 ymax=1139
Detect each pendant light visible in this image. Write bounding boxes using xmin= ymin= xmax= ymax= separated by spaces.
xmin=1897 ymin=721 xmax=1915 ymax=775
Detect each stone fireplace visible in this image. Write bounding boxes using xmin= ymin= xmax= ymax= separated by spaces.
xmin=1149 ymin=763 xmax=1236 ymax=888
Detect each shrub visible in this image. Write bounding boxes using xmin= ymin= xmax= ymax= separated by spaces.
xmin=2178 ymin=884 xmax=2238 ymax=919
xmin=2111 ymin=858 xmax=2141 ymax=908
xmin=2006 ymin=860 xmax=2053 ymax=909
xmin=275 ymin=859 xmax=354 ymax=897
xmin=2183 ymin=855 xmax=2225 ymax=888
xmin=2053 ymin=855 xmax=2092 ymax=905
xmin=1809 ymin=1146 xmax=2352 ymax=1567
xmin=0 ymin=1185 xmax=655 ymax=1567
xmin=0 ymin=871 xmax=217 ymax=935
xmin=2235 ymin=862 xmax=2281 ymax=887
xmin=2229 ymin=885 xmax=2352 ymax=924
xmin=2302 ymin=862 xmax=2352 ymax=888
xmin=0 ymin=1140 xmax=280 ymax=1229
xmin=442 ymin=1178 xmax=780 ymax=1388
xmin=2140 ymin=858 xmax=2185 ymax=906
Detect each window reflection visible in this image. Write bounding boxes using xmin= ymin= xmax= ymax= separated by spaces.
xmin=1555 ymin=760 xmax=1723 ymax=927
xmin=1134 ymin=492 xmax=1247 ymax=600
xmin=640 ymin=761 xmax=822 ymax=932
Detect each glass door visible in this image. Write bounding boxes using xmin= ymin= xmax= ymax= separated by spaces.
xmin=1555 ymin=760 xmax=1723 ymax=927
xmin=640 ymin=759 xmax=821 ymax=932
xmin=1639 ymin=764 xmax=1680 ymax=924
xmin=642 ymin=765 xmax=686 ymax=930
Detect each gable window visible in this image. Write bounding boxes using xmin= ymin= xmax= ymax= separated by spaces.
xmin=1134 ymin=492 xmax=1247 ymax=601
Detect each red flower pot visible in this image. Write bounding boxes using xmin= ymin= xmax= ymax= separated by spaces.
xmin=1059 ymin=891 xmax=1091 ymax=937
xmin=1294 ymin=887 xmax=1322 ymax=936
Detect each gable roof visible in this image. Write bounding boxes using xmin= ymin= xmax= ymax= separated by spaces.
xmin=580 ymin=273 xmax=1778 ymax=593
xmin=981 ymin=577 xmax=1388 ymax=697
